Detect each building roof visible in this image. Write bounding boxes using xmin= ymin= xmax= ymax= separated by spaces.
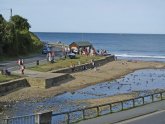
xmin=70 ymin=41 xmax=92 ymax=47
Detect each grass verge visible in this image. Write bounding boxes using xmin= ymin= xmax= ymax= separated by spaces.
xmin=30 ymin=55 xmax=105 ymax=72
xmin=0 ymin=74 xmax=21 ymax=83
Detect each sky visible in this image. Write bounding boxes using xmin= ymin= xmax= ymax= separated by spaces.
xmin=0 ymin=0 xmax=165 ymax=34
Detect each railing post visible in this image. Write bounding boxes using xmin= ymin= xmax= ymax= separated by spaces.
xmin=152 ymin=94 xmax=154 ymax=102
xmin=67 ymin=112 xmax=70 ymax=124
xmin=160 ymin=93 xmax=162 ymax=100
xmin=82 ymin=110 xmax=85 ymax=120
xmin=109 ymin=104 xmax=112 ymax=113
xmin=97 ymin=106 xmax=99 ymax=116
xmin=35 ymin=111 xmax=52 ymax=124
xmin=3 ymin=118 xmax=9 ymax=124
xmin=142 ymin=97 xmax=144 ymax=104
xmin=121 ymin=102 xmax=123 ymax=111
xmin=133 ymin=99 xmax=135 ymax=107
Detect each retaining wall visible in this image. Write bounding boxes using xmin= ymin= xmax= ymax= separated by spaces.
xmin=0 ymin=78 xmax=29 ymax=96
xmin=52 ymin=55 xmax=115 ymax=73
xmin=26 ymin=73 xmax=72 ymax=89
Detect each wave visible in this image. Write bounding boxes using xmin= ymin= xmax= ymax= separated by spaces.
xmin=115 ymin=54 xmax=165 ymax=59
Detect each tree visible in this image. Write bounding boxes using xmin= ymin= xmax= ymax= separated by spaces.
xmin=10 ymin=15 xmax=31 ymax=30
xmin=0 ymin=14 xmax=42 ymax=57
xmin=0 ymin=14 xmax=6 ymax=55
xmin=0 ymin=14 xmax=6 ymax=43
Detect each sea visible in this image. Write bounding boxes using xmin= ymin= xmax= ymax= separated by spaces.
xmin=34 ymin=32 xmax=165 ymax=62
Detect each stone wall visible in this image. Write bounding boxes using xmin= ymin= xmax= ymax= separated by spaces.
xmin=0 ymin=78 xmax=29 ymax=96
xmin=45 ymin=74 xmax=72 ymax=88
xmin=26 ymin=73 xmax=71 ymax=89
xmin=51 ymin=55 xmax=115 ymax=73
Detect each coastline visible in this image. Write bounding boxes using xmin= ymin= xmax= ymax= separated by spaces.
xmin=0 ymin=59 xmax=165 ymax=103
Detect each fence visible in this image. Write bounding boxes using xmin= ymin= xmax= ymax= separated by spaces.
xmin=2 ymin=114 xmax=35 ymax=124
xmin=3 ymin=91 xmax=165 ymax=124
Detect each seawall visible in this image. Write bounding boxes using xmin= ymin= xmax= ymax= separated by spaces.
xmin=51 ymin=55 xmax=115 ymax=73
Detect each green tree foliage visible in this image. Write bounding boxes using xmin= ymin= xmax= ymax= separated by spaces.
xmin=0 ymin=15 xmax=6 ymax=44
xmin=0 ymin=14 xmax=43 ymax=56
xmin=11 ymin=15 xmax=31 ymax=30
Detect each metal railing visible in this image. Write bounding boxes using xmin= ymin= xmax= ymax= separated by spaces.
xmin=51 ymin=91 xmax=165 ymax=124
xmin=3 ymin=114 xmax=35 ymax=124
xmin=3 ymin=91 xmax=165 ymax=124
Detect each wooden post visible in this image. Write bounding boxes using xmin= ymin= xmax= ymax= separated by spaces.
xmin=35 ymin=111 xmax=52 ymax=124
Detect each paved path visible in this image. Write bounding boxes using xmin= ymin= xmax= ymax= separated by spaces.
xmin=78 ymin=100 xmax=165 ymax=124
xmin=0 ymin=51 xmax=63 ymax=72
xmin=0 ymin=54 xmax=46 ymax=71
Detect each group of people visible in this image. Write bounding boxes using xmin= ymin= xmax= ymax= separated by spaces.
xmin=97 ymin=49 xmax=108 ymax=56
xmin=17 ymin=59 xmax=25 ymax=74
xmin=79 ymin=47 xmax=96 ymax=56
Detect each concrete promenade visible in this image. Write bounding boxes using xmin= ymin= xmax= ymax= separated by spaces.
xmin=78 ymin=100 xmax=165 ymax=124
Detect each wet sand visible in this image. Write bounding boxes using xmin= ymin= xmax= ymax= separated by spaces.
xmin=0 ymin=60 xmax=165 ymax=103
xmin=76 ymin=93 xmax=139 ymax=106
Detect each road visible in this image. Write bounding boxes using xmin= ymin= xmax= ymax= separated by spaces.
xmin=117 ymin=110 xmax=165 ymax=124
xmin=0 ymin=51 xmax=63 ymax=71
xmin=78 ymin=100 xmax=165 ymax=124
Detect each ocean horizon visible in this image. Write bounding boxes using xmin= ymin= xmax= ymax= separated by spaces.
xmin=34 ymin=32 xmax=165 ymax=62
xmin=34 ymin=31 xmax=165 ymax=35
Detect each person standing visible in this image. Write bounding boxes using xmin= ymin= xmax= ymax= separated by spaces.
xmin=17 ymin=59 xmax=20 ymax=65
xmin=20 ymin=65 xmax=25 ymax=74
xmin=20 ymin=59 xmax=24 ymax=65
xmin=17 ymin=59 xmax=25 ymax=74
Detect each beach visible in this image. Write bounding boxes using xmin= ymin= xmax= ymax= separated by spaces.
xmin=0 ymin=60 xmax=165 ymax=104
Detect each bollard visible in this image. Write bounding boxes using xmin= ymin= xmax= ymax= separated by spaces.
xmin=36 ymin=60 xmax=39 ymax=65
xmin=35 ymin=111 xmax=52 ymax=124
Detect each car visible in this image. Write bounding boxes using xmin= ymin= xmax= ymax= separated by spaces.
xmin=68 ymin=53 xmax=76 ymax=59
xmin=42 ymin=47 xmax=50 ymax=54
xmin=71 ymin=49 xmax=78 ymax=54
